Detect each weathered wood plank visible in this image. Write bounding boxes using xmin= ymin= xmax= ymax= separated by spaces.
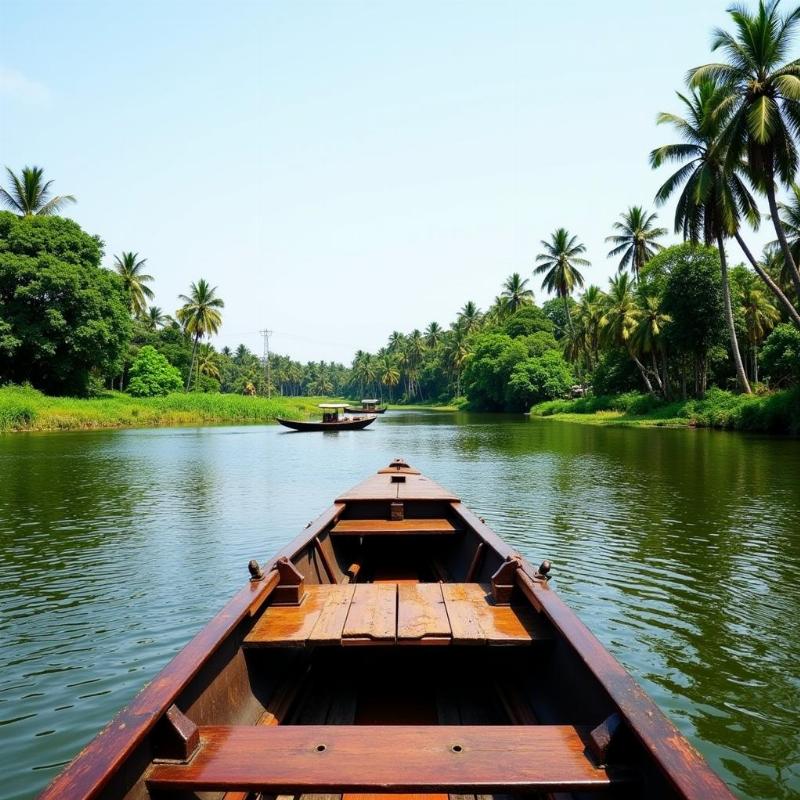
xmin=441 ymin=583 xmax=542 ymax=645
xmin=308 ymin=585 xmax=356 ymax=645
xmin=147 ymin=725 xmax=619 ymax=792
xmin=397 ymin=583 xmax=451 ymax=644
xmin=342 ymin=583 xmax=396 ymax=643
xmin=245 ymin=585 xmax=329 ymax=646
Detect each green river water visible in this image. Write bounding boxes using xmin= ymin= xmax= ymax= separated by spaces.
xmin=0 ymin=412 xmax=798 ymax=799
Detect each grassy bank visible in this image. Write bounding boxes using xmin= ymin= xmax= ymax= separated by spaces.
xmin=385 ymin=402 xmax=461 ymax=412
xmin=0 ymin=386 xmax=337 ymax=432
xmin=530 ymin=388 xmax=800 ymax=434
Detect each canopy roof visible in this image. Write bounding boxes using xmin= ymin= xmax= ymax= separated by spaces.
xmin=319 ymin=403 xmax=348 ymax=409
xmin=361 ymin=399 xmax=378 ymax=403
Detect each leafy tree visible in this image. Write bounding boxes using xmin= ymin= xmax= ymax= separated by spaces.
xmin=507 ymin=350 xmax=574 ymax=410
xmin=651 ymin=79 xmax=757 ymax=392
xmin=0 ymin=166 xmax=76 ymax=217
xmin=503 ymin=305 xmax=554 ymax=338
xmin=605 ymin=206 xmax=666 ymax=282
xmin=176 ymin=279 xmax=224 ymax=391
xmin=690 ymin=0 xmax=800 ymax=301
xmin=760 ymin=322 xmax=800 ymax=384
xmin=0 ymin=212 xmax=130 ymax=394
xmin=500 ymin=273 xmax=534 ymax=312
xmin=541 ymin=296 xmax=578 ymax=339
xmin=113 ymin=252 xmax=154 ymax=316
xmin=127 ymin=345 xmax=182 ymax=396
xmin=534 ymin=228 xmax=589 ymax=334
xmin=659 ymin=244 xmax=726 ymax=396
xmin=462 ymin=333 xmax=527 ymax=410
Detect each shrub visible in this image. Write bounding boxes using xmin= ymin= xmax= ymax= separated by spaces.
xmin=761 ymin=324 xmax=800 ymax=387
xmin=128 ymin=346 xmax=183 ymax=397
xmin=506 ymin=351 xmax=573 ymax=410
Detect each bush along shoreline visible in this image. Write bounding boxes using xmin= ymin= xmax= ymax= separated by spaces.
xmin=0 ymin=386 xmax=336 ymax=433
xmin=530 ymin=388 xmax=800 ymax=435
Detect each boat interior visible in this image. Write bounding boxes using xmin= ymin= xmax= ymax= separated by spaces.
xmin=50 ymin=461 xmax=716 ymax=800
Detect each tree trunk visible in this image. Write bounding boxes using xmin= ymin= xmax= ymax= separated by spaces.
xmin=735 ymin=232 xmax=800 ymax=328
xmin=562 ymin=294 xmax=575 ymax=335
xmin=631 ymin=352 xmax=654 ymax=394
xmin=650 ymin=352 xmax=664 ymax=395
xmin=754 ymin=345 xmax=759 ymax=384
xmin=186 ymin=333 xmax=200 ymax=391
xmin=765 ymin=175 xmax=800 ymax=302
xmin=717 ymin=234 xmax=751 ymax=394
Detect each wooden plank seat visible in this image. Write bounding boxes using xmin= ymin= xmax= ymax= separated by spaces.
xmin=244 ymin=584 xmax=549 ymax=648
xmin=330 ymin=518 xmax=460 ymax=535
xmin=147 ymin=725 xmax=624 ymax=793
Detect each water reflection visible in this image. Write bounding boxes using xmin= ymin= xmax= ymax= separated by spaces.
xmin=0 ymin=414 xmax=798 ymax=799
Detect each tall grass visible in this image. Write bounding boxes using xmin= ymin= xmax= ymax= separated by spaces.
xmin=530 ymin=387 xmax=800 ymax=435
xmin=0 ymin=386 xmax=335 ymax=432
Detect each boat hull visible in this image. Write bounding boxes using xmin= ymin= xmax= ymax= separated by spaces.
xmin=38 ymin=459 xmax=737 ymax=800
xmin=277 ymin=415 xmax=376 ymax=431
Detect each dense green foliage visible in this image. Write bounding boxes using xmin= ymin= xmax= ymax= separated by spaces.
xmin=0 ymin=212 xmax=131 ymax=394
xmin=531 ymin=387 xmax=800 ymax=435
xmin=0 ymin=385 xmax=332 ymax=432
xmin=127 ymin=346 xmax=183 ymax=397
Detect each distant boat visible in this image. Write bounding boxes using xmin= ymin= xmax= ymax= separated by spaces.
xmin=344 ymin=398 xmax=387 ymax=414
xmin=39 ymin=458 xmax=737 ymax=800
xmin=278 ymin=403 xmax=377 ymax=432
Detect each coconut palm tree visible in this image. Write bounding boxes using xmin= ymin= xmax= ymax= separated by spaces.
xmin=424 ymin=321 xmax=443 ymax=348
xmin=740 ymin=281 xmax=780 ymax=380
xmin=650 ymin=80 xmax=756 ymax=393
xmin=198 ymin=344 xmax=221 ymax=382
xmin=114 ymin=252 xmax=155 ymax=317
xmin=379 ymin=356 xmax=400 ymax=401
xmin=534 ymin=228 xmax=589 ymax=334
xmin=600 ymin=274 xmax=657 ymax=394
xmin=485 ymin=295 xmax=511 ymax=325
xmin=0 ymin=166 xmax=76 ymax=216
xmin=501 ymin=273 xmax=534 ymax=313
xmin=457 ymin=301 xmax=482 ymax=334
xmin=177 ymin=279 xmax=224 ymax=391
xmin=605 ymin=206 xmax=667 ymax=282
xmin=690 ymin=0 xmax=800 ymax=301
xmin=631 ymin=293 xmax=672 ymax=395
xmin=575 ymin=285 xmax=605 ymax=369
xmin=142 ymin=305 xmax=167 ymax=331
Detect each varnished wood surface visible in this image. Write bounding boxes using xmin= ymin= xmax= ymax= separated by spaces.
xmin=397 ymin=583 xmax=451 ymax=644
xmin=336 ymin=473 xmax=459 ymax=503
xmin=147 ymin=725 xmax=617 ymax=792
xmin=342 ymin=583 xmax=397 ymax=643
xmin=244 ymin=583 xmax=545 ymax=648
xmin=331 ymin=518 xmax=459 ymax=535
xmin=441 ymin=583 xmax=542 ymax=645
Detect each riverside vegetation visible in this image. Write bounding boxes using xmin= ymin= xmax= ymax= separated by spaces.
xmin=1 ymin=2 xmax=800 ymax=434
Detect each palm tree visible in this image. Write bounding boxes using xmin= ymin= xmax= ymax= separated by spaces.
xmin=485 ymin=295 xmax=511 ymax=325
xmin=575 ymin=285 xmax=605 ymax=369
xmin=457 ymin=301 xmax=482 ymax=334
xmin=424 ymin=321 xmax=443 ymax=348
xmin=177 ymin=279 xmax=224 ymax=391
xmin=501 ymin=273 xmax=534 ymax=312
xmin=740 ymin=281 xmax=780 ymax=380
xmin=631 ymin=293 xmax=672 ymax=395
xmin=142 ymin=305 xmax=167 ymax=331
xmin=650 ymin=80 xmax=755 ymax=393
xmin=605 ymin=206 xmax=667 ymax=282
xmin=379 ymin=356 xmax=400 ymax=401
xmin=0 ymin=166 xmax=76 ymax=216
xmin=198 ymin=344 xmax=221 ymax=382
xmin=690 ymin=0 xmax=800 ymax=301
xmin=114 ymin=252 xmax=155 ymax=316
xmin=534 ymin=228 xmax=589 ymax=334
xmin=600 ymin=274 xmax=657 ymax=394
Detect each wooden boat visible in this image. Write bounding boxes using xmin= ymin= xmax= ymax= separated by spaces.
xmin=40 ymin=459 xmax=736 ymax=800
xmin=344 ymin=399 xmax=387 ymax=414
xmin=278 ymin=403 xmax=377 ymax=431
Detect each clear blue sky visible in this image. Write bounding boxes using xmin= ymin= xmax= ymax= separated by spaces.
xmin=0 ymin=1 xmax=778 ymax=363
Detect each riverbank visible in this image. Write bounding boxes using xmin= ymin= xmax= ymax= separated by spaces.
xmin=0 ymin=386 xmax=336 ymax=432
xmin=385 ymin=402 xmax=461 ymax=412
xmin=530 ymin=388 xmax=800 ymax=434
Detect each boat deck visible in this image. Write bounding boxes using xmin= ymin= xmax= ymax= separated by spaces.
xmin=244 ymin=582 xmax=548 ymax=647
